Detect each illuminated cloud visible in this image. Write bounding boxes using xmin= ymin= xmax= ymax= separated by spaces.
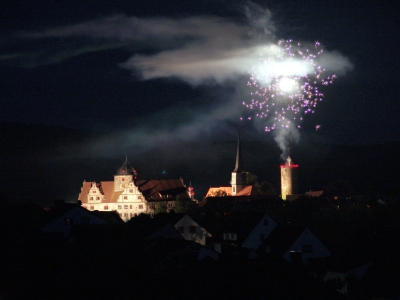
xmin=17 ymin=3 xmax=352 ymax=85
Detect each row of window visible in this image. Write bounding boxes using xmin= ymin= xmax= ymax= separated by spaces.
xmin=119 ymin=213 xmax=137 ymax=218
xmin=83 ymin=205 xmax=144 ymax=211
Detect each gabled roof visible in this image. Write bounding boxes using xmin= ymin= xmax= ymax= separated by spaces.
xmin=260 ymin=225 xmax=306 ymax=257
xmin=205 ymin=186 xmax=232 ymax=197
xmin=136 ymin=179 xmax=190 ymax=201
xmin=208 ymin=211 xmax=270 ymax=244
xmin=90 ymin=210 xmax=125 ymax=224
xmin=205 ymin=185 xmax=258 ymax=198
xmin=258 ymin=225 xmax=331 ymax=261
xmin=78 ymin=181 xmax=123 ymax=203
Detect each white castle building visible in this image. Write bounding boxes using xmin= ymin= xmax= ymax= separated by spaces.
xmin=78 ymin=157 xmax=191 ymax=221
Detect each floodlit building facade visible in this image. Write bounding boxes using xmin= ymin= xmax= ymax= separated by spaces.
xmin=280 ymin=156 xmax=298 ymax=200
xmin=78 ymin=157 xmax=191 ymax=221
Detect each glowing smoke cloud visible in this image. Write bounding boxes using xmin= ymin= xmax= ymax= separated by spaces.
xmin=243 ymin=40 xmax=337 ymax=158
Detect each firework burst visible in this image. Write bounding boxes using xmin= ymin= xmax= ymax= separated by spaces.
xmin=243 ymin=40 xmax=336 ymax=132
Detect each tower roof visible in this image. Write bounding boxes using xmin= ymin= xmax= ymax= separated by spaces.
xmin=116 ymin=156 xmax=134 ymax=175
xmin=233 ymin=132 xmax=244 ymax=172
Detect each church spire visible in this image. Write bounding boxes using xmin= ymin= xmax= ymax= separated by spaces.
xmin=116 ymin=155 xmax=133 ymax=175
xmin=233 ymin=132 xmax=243 ymax=172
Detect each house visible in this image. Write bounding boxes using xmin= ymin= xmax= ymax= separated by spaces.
xmin=41 ymin=204 xmax=113 ymax=237
xmin=209 ymin=211 xmax=276 ymax=256
xmin=78 ymin=157 xmax=192 ymax=221
xmin=259 ymin=225 xmax=331 ymax=263
xmin=149 ymin=212 xmax=212 ymax=246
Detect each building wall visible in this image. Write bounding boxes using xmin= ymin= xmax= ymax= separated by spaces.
xmin=174 ymin=215 xmax=211 ymax=245
xmin=82 ymin=175 xmax=151 ymax=222
xmin=280 ymin=166 xmax=298 ymax=200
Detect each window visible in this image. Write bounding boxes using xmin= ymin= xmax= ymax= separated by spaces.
xmin=189 ymin=226 xmax=196 ymax=233
xmin=177 ymin=226 xmax=184 ymax=233
xmin=129 ymin=189 xmax=133 ymax=193
xmin=96 ymin=197 xmax=100 ymax=200
xmin=119 ymin=213 xmax=122 ymax=217
xmin=65 ymin=218 xmax=73 ymax=226
xmin=263 ymin=219 xmax=268 ymax=226
xmin=130 ymin=213 xmax=134 ymax=218
xmin=124 ymin=196 xmax=127 ymax=200
xmin=124 ymin=205 xmax=128 ymax=209
xmin=233 ymin=186 xmax=236 ymax=193
xmin=90 ymin=206 xmax=94 ymax=210
xmin=93 ymin=190 xmax=96 ymax=193
xmin=89 ymin=197 xmax=93 ymax=200
xmin=122 ymin=177 xmax=125 ymax=181
xmin=104 ymin=205 xmax=108 ymax=210
xmin=130 ymin=205 xmax=132 ymax=209
xmin=118 ymin=205 xmax=122 ymax=210
xmin=124 ymin=213 xmax=128 ymax=217
xmin=138 ymin=196 xmax=143 ymax=200
xmin=223 ymin=233 xmax=237 ymax=241
xmin=302 ymin=245 xmax=312 ymax=253
xmin=139 ymin=205 xmax=143 ymax=209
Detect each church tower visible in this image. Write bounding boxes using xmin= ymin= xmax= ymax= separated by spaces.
xmin=231 ymin=133 xmax=247 ymax=195
xmin=114 ymin=156 xmax=134 ymax=192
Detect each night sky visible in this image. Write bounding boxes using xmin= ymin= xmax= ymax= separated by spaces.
xmin=1 ymin=0 xmax=399 ymax=201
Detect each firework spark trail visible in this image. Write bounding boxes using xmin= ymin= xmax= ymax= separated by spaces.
xmin=242 ymin=40 xmax=336 ymax=132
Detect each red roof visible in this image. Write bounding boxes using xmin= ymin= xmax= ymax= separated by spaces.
xmin=136 ymin=179 xmax=189 ymax=200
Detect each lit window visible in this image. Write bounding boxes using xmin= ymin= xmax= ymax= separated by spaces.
xmin=129 ymin=189 xmax=133 ymax=193
xmin=189 ymin=226 xmax=196 ymax=233
xmin=93 ymin=191 xmax=96 ymax=193
xmin=124 ymin=213 xmax=128 ymax=217
xmin=130 ymin=205 xmax=132 ymax=209
xmin=89 ymin=197 xmax=93 ymax=200
xmin=223 ymin=233 xmax=237 ymax=241
xmin=90 ymin=206 xmax=94 ymax=210
xmin=122 ymin=178 xmax=125 ymax=181
xmin=124 ymin=196 xmax=127 ymax=200
xmin=138 ymin=196 xmax=143 ymax=200
xmin=104 ymin=206 xmax=108 ymax=210
xmin=124 ymin=205 xmax=128 ymax=209
xmin=118 ymin=205 xmax=122 ymax=210
xmin=177 ymin=226 xmax=184 ymax=233
xmin=96 ymin=197 xmax=100 ymax=200
xmin=139 ymin=205 xmax=143 ymax=209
